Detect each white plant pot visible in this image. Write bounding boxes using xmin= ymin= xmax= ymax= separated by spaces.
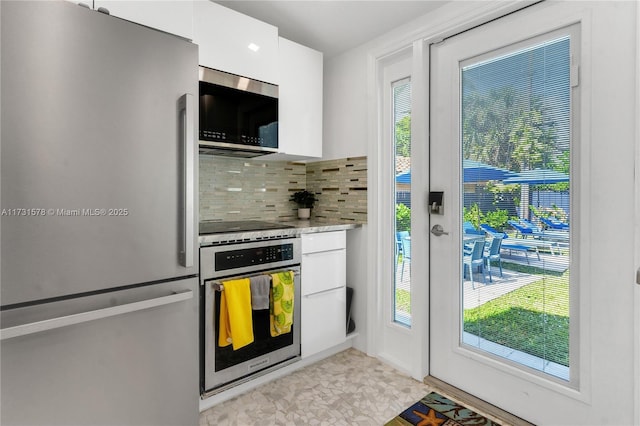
xmin=297 ymin=208 xmax=311 ymax=220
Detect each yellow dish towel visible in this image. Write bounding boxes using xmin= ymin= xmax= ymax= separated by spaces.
xmin=269 ymin=271 xmax=295 ymax=337
xmin=218 ymin=278 xmax=254 ymax=350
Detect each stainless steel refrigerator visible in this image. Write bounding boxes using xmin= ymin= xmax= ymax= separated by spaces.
xmin=1 ymin=1 xmax=199 ymax=424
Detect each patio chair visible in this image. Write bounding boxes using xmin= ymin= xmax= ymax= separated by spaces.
xmin=507 ymin=219 xmax=530 ymax=238
xmin=463 ymin=240 xmax=486 ymax=289
xmin=479 ymin=223 xmax=506 ymax=238
xmin=508 ymin=219 xmax=547 ymax=239
xmin=512 ymin=220 xmax=565 ymax=252
xmin=463 ymin=222 xmax=485 ymax=256
xmin=396 ymin=231 xmax=409 ymax=258
xmin=519 ymin=219 xmax=542 ymax=233
xmin=520 ymin=219 xmax=545 ymax=234
xmin=484 ymin=234 xmax=504 ymax=282
xmin=400 ymin=235 xmax=411 ymax=280
xmin=464 ymin=221 xmax=484 ymax=235
xmin=480 ymin=223 xmax=534 ymax=263
xmin=540 ymin=216 xmax=569 ymax=230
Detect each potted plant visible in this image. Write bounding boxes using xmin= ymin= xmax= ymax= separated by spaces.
xmin=290 ymin=190 xmax=317 ymax=219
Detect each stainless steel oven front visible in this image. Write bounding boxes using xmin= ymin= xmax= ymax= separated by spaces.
xmin=200 ymin=237 xmax=301 ymax=396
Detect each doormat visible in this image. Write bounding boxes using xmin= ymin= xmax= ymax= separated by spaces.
xmin=385 ymin=391 xmax=501 ymax=426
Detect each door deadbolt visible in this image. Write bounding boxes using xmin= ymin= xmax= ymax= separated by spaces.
xmin=428 ymin=191 xmax=444 ymax=215
xmin=431 ymin=224 xmax=449 ymax=236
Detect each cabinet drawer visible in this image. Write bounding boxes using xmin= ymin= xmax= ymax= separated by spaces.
xmin=301 ymin=250 xmax=346 ymax=295
xmin=301 ymin=287 xmax=346 ymax=358
xmin=301 ymin=230 xmax=346 ymax=254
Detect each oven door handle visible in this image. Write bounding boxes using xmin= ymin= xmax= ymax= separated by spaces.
xmin=208 ymin=269 xmax=300 ymax=291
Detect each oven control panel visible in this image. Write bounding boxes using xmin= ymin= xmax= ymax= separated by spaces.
xmin=215 ymin=243 xmax=295 ymax=271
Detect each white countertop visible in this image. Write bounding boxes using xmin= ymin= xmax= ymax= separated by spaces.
xmin=198 ymin=220 xmax=361 ymax=246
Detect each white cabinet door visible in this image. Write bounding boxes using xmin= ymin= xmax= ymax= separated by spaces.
xmin=193 ymin=1 xmax=278 ymax=84
xmin=95 ymin=1 xmax=194 ymax=40
xmin=301 ymin=287 xmax=346 ymax=358
xmin=277 ymin=37 xmax=323 ymax=158
xmin=301 ymin=250 xmax=346 ymax=295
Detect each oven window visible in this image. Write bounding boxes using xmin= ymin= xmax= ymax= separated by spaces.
xmin=213 ymin=291 xmax=294 ymax=372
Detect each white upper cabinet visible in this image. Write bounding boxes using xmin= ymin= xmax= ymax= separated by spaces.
xmin=192 ymin=1 xmax=279 ymax=84
xmin=275 ymin=37 xmax=323 ymax=159
xmin=94 ymin=1 xmax=194 ymax=40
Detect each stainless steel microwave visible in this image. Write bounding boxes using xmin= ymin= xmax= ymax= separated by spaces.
xmin=198 ymin=66 xmax=278 ymax=158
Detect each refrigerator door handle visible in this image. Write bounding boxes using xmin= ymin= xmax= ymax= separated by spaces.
xmin=179 ymin=93 xmax=195 ymax=268
xmin=0 ymin=289 xmax=193 ymax=341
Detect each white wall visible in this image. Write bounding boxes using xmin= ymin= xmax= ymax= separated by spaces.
xmin=322 ymin=1 xmax=528 ymax=162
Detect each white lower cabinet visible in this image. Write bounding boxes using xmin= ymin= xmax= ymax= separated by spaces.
xmin=301 ymin=287 xmax=346 ymax=358
xmin=300 ymin=231 xmax=347 ymax=358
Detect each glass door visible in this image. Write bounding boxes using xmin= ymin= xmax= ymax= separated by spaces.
xmin=429 ymin=2 xmax=637 ymax=424
xmin=393 ymin=78 xmax=412 ymax=327
xmin=460 ymin=33 xmax=572 ymax=381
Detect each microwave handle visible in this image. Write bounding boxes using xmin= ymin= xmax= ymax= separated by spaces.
xmin=179 ymin=93 xmax=195 ymax=268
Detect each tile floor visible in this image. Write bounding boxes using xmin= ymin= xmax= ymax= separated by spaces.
xmin=199 ymin=348 xmax=432 ymax=425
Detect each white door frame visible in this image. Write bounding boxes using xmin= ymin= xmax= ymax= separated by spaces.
xmin=635 ymin=3 xmax=640 ymax=424
xmin=368 ymin=47 xmax=428 ymax=380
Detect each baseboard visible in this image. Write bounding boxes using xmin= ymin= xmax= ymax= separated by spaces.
xmin=376 ymin=352 xmax=415 ymax=379
xmin=423 ymin=376 xmax=535 ymax=426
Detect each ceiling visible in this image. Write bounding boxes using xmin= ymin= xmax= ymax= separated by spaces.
xmin=214 ymin=1 xmax=447 ymax=58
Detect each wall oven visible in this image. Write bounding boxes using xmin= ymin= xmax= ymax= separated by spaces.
xmin=200 ymin=237 xmax=301 ymax=396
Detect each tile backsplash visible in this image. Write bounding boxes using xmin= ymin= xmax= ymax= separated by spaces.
xmin=199 ymin=155 xmax=367 ymax=223
xmin=306 ymin=157 xmax=367 ymax=223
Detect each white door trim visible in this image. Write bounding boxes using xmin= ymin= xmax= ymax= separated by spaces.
xmin=371 ymin=47 xmax=426 ymax=380
xmin=634 ymin=2 xmax=640 ymax=424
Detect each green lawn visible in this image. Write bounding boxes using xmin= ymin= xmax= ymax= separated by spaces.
xmin=395 ymin=289 xmax=411 ymax=314
xmin=394 ymin=262 xmax=570 ymax=366
xmin=463 ymin=266 xmax=570 ymax=366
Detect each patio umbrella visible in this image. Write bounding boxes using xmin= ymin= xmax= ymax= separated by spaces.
xmin=395 ymin=160 xmax=517 ymax=184
xmin=395 ymin=170 xmax=411 ymax=184
xmin=502 ymin=168 xmax=569 ymax=185
xmin=503 ymin=168 xmax=569 ymax=219
xmin=462 ymin=160 xmax=518 ymax=183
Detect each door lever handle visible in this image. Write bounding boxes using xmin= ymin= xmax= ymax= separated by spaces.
xmin=431 ymin=224 xmax=449 ymax=236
